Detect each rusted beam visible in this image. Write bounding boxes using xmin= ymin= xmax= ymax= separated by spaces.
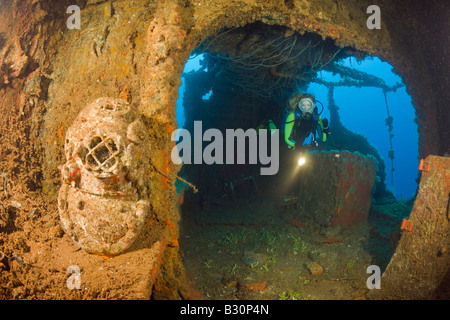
xmin=369 ymin=155 xmax=450 ymax=299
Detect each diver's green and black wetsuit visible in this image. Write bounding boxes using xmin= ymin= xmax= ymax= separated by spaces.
xmin=284 ymin=108 xmax=328 ymax=149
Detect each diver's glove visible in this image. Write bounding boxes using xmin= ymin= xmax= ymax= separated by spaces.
xmin=288 ymin=139 xmax=296 ymax=150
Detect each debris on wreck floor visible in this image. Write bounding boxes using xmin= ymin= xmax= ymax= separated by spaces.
xmin=179 ymin=151 xmax=414 ymax=300
xmin=180 ymin=191 xmax=413 ymax=300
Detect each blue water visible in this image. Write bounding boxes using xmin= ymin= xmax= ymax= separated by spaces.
xmin=309 ymin=57 xmax=419 ymax=199
xmin=176 ymin=54 xmax=206 ymax=130
xmin=177 ymin=55 xmax=418 ymax=200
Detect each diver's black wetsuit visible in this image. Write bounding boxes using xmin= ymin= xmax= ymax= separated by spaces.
xmin=289 ymin=111 xmax=319 ymax=147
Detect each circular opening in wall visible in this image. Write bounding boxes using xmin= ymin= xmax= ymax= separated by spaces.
xmin=175 ymin=22 xmax=417 ymax=300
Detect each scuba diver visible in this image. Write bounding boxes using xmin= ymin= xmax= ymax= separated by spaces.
xmin=278 ymin=93 xmax=331 ymax=198
xmin=282 ymin=93 xmax=330 ymax=151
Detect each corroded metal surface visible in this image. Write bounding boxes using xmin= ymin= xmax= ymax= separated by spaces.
xmin=296 ymin=151 xmax=377 ymax=227
xmin=58 ymin=98 xmax=150 ymax=256
xmin=369 ymin=155 xmax=450 ymax=299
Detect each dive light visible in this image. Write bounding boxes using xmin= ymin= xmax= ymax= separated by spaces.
xmin=297 ymin=152 xmax=306 ymax=166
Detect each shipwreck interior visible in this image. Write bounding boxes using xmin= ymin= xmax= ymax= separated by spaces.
xmin=177 ymin=23 xmax=418 ymax=299
xmin=0 ymin=0 xmax=448 ymax=300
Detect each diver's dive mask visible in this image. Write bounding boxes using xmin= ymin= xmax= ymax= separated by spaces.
xmin=298 ymin=98 xmax=315 ymax=119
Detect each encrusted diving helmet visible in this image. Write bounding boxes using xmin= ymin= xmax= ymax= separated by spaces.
xmin=58 ymin=97 xmax=150 ymax=256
